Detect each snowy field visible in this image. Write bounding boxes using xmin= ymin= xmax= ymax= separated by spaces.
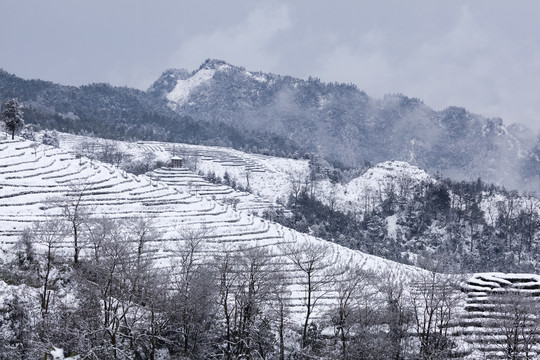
xmin=3 ymin=133 xmax=539 ymax=358
xmin=0 ymin=134 xmax=427 ymax=324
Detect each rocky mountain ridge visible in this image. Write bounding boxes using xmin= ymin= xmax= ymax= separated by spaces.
xmin=150 ymin=59 xmax=540 ymax=193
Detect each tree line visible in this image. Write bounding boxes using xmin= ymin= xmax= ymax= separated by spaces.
xmin=263 ymin=161 xmax=540 ymax=274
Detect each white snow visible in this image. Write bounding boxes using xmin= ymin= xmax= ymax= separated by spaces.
xmin=3 ymin=131 xmax=540 ymax=358
xmin=0 ymin=134 xmax=429 ymax=323
xmin=387 ymin=214 xmax=398 ymax=239
xmin=245 ymin=71 xmax=267 ymax=83
xmin=315 ymin=161 xmax=433 ymax=218
xmin=166 ymin=68 xmax=215 ymax=105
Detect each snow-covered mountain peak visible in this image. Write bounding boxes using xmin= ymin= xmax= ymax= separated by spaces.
xmin=166 ymin=67 xmax=216 ymax=106
xmin=245 ymin=70 xmax=267 ymax=83
xmin=164 ymin=60 xmax=241 ymax=107
xmin=146 ymin=68 xmax=190 ymax=97
xmin=352 ymin=160 xmax=432 ymax=188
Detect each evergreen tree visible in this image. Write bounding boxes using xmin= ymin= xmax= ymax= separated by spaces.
xmin=2 ymin=98 xmax=24 ymax=139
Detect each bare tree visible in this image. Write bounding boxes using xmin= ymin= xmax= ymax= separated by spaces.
xmin=326 ymin=182 xmax=339 ymax=212
xmin=244 ymin=169 xmax=252 ymax=192
xmin=282 ymin=241 xmax=333 ymax=349
xmin=85 ymin=217 xmax=115 ymax=263
xmin=212 ymin=245 xmax=284 ymax=360
xmin=183 ymin=154 xmax=199 ymax=172
xmin=491 ymin=290 xmax=540 ymax=360
xmin=410 ymin=270 xmax=463 ymax=360
xmin=30 ymin=219 xmax=66 ymax=317
xmin=51 ymin=179 xmax=94 ymax=265
xmin=73 ymin=138 xmax=100 ymax=160
xmin=82 ymin=217 xmax=169 ymax=360
xmin=328 ymin=263 xmax=377 ymax=360
xmin=267 ymin=270 xmax=291 ymax=360
xmin=144 ymin=268 xmax=173 ymax=360
xmin=100 ymin=140 xmax=126 ymax=167
xmin=79 ymin=222 xmax=154 ymax=360
xmin=130 ymin=216 xmax=158 ymax=265
xmin=169 ymin=225 xmax=216 ymax=358
xmin=515 ymin=197 xmax=540 ymax=264
xmin=287 ymin=169 xmax=309 ymax=206
xmin=377 ymin=268 xmax=413 ymax=360
xmin=234 ymin=246 xmax=279 ymax=359
xmin=214 ymin=247 xmax=240 ymax=360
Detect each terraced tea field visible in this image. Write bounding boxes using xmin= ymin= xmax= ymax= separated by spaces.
xmin=5 ymin=134 xmax=539 ymax=359
xmin=0 ymin=136 xmax=424 ymax=323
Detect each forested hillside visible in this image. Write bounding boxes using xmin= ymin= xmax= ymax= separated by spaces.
xmin=2 ymin=62 xmax=540 ymax=194
xmin=56 ymin=133 xmax=540 ymax=274
xmin=275 ymin=175 xmax=540 ymax=273
xmin=0 ymin=135 xmax=443 ymax=359
xmin=0 ymin=69 xmax=302 ymax=157
xmin=1 ymin=129 xmax=540 ymax=358
xmin=151 ymin=59 xmax=540 ymax=193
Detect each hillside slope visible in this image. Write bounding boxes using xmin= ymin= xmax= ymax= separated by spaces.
xmin=149 ymin=59 xmax=540 ymax=193
xmin=0 ymin=135 xmax=426 ymax=320
xmin=55 ymin=133 xmax=540 ymax=273
xmin=0 ymin=68 xmax=302 ymax=155
xmin=4 ymin=133 xmax=540 ymax=358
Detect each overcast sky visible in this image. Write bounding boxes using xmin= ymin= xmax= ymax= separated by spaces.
xmin=1 ymin=0 xmax=539 ymax=131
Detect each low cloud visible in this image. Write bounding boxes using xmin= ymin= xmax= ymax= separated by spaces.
xmin=1 ymin=1 xmax=538 ymax=132
xmin=168 ymin=2 xmax=291 ymax=73
xmin=310 ymin=5 xmax=540 ymax=132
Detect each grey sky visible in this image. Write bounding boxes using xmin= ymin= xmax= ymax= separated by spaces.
xmin=1 ymin=0 xmax=539 ymax=131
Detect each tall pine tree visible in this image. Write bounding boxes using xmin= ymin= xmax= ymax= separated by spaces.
xmin=2 ymin=98 xmax=24 ymax=139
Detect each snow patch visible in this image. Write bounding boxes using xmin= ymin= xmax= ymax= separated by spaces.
xmin=245 ymin=71 xmax=267 ymax=83
xmin=387 ymin=214 xmax=398 ymax=239
xmin=316 ymin=161 xmax=433 ymax=217
xmin=318 ymin=95 xmax=329 ymax=109
xmin=166 ymin=68 xmax=215 ymax=105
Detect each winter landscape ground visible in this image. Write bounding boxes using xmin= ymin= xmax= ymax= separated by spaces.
xmin=2 ymin=128 xmax=540 ymax=359
xmin=0 ymin=134 xmax=426 ymax=359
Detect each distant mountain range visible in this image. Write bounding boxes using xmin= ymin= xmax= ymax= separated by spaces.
xmin=1 ymin=60 xmax=539 ymax=193
xmin=149 ymin=59 xmax=540 ymax=193
xmin=0 ymin=68 xmax=302 ymax=156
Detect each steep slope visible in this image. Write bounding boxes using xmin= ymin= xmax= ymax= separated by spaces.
xmin=150 ymin=59 xmax=540 ymax=193
xmin=0 ymin=135 xmax=427 ymax=322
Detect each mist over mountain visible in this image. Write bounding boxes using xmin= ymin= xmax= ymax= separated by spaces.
xmin=149 ymin=59 xmax=540 ymax=193
xmin=1 ymin=60 xmax=539 ymax=193
xmin=0 ymin=68 xmax=302 ymax=156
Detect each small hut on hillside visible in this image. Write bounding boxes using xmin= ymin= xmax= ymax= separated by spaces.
xmin=171 ymin=157 xmax=183 ymax=168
